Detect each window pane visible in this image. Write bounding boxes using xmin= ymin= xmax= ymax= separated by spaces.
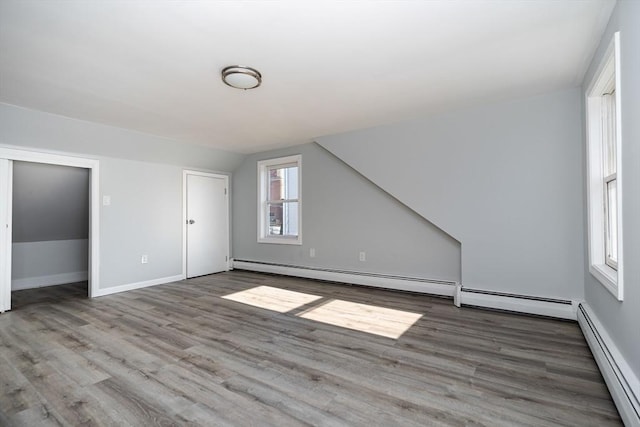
xmin=268 ymin=168 xmax=282 ymax=201
xmin=268 ymin=202 xmax=283 ymax=236
xmin=603 ymin=92 xmax=616 ymax=176
xmin=267 ymin=201 xmax=298 ymax=237
xmin=286 ymin=166 xmax=299 ymax=199
xmin=268 ymin=165 xmax=298 ymax=201
xmin=606 ymin=179 xmax=618 ymax=265
xmin=282 ymin=201 xmax=299 ymax=236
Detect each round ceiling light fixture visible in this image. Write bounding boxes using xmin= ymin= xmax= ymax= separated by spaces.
xmin=221 ymin=65 xmax=262 ymax=90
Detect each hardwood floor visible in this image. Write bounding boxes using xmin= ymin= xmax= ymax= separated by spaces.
xmin=0 ymin=271 xmax=621 ymax=426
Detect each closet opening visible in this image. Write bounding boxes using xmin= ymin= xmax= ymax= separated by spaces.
xmin=0 ymin=147 xmax=100 ymax=314
xmin=10 ymin=161 xmax=89 ymax=310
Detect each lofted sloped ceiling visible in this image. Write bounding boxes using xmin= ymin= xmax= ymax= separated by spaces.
xmin=0 ymin=0 xmax=615 ymax=154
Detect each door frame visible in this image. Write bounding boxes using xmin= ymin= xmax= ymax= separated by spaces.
xmin=0 ymin=146 xmax=100 ymax=312
xmin=182 ymin=170 xmax=230 ymax=278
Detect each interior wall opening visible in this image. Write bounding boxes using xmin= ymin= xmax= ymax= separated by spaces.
xmin=10 ymin=161 xmax=89 ymax=309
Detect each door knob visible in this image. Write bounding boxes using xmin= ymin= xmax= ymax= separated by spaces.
xmin=188 ymin=219 xmax=195 ymax=224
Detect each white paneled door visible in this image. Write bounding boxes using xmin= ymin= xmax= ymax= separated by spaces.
xmin=185 ymin=172 xmax=229 ymax=278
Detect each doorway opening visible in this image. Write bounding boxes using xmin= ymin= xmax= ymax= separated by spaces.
xmin=0 ymin=147 xmax=100 ymax=313
xmin=10 ymin=161 xmax=89 ymax=309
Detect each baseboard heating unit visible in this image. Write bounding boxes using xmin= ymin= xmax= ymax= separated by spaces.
xmin=231 ymin=259 xmax=578 ymax=320
xmin=231 ymin=259 xmax=457 ymax=297
xmin=578 ymin=303 xmax=640 ymax=427
xmin=459 ymin=287 xmax=577 ymax=320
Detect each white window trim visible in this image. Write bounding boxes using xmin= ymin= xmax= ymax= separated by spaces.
xmin=257 ymin=154 xmax=302 ymax=245
xmin=585 ymin=32 xmax=623 ymax=300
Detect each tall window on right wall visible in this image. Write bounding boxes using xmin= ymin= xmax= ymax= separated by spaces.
xmin=585 ymin=32 xmax=623 ymax=300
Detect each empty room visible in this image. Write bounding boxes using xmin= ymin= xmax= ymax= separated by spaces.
xmin=0 ymin=0 xmax=638 ymax=426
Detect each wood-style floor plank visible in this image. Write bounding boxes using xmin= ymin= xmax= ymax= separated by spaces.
xmin=0 ymin=272 xmax=622 ymax=426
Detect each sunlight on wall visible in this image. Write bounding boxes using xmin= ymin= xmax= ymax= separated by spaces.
xmin=297 ymin=299 xmax=423 ymax=339
xmin=222 ymin=285 xmax=322 ymax=313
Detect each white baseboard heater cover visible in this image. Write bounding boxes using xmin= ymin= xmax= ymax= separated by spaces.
xmin=578 ymin=303 xmax=640 ymax=426
xmin=232 ymin=259 xmax=457 ymax=297
xmin=231 ymin=260 xmax=577 ymax=319
xmin=460 ymin=288 xmax=577 ymax=320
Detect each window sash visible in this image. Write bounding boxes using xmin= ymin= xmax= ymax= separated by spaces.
xmin=266 ymin=164 xmax=298 ymax=202
xmin=604 ymin=175 xmax=618 ymax=269
xmin=265 ymin=201 xmax=299 ymax=237
xmin=602 ymin=91 xmax=617 ymax=271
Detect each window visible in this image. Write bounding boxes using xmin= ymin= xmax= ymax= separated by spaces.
xmin=257 ymin=155 xmax=301 ymax=244
xmin=585 ymin=32 xmax=623 ymax=300
xmin=602 ymin=91 xmax=618 ymax=270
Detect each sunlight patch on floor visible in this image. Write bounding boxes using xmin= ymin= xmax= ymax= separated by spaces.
xmin=222 ymin=286 xmax=323 ymax=313
xmin=297 ymin=299 xmax=423 ymax=339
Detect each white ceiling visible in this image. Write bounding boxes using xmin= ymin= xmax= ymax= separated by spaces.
xmin=0 ymin=0 xmax=615 ymax=154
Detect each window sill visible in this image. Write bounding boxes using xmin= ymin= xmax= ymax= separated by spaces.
xmin=589 ymin=263 xmax=622 ymax=301
xmin=258 ymin=237 xmax=302 ymax=246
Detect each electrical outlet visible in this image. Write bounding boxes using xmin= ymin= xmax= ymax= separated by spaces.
xmin=359 ymin=251 xmax=366 ymax=262
xmin=310 ymin=248 xmax=316 ymax=258
xmin=102 ymin=195 xmax=111 ymax=206
xmin=141 ymin=255 xmax=148 ymax=264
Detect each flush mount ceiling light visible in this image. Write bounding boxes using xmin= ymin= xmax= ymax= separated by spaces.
xmin=221 ymin=65 xmax=262 ymax=90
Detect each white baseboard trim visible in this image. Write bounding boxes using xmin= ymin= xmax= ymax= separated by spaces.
xmin=232 ymin=260 xmax=578 ymax=320
xmin=578 ymin=303 xmax=640 ymax=426
xmin=460 ymin=288 xmax=578 ymax=320
xmin=12 ymin=271 xmax=88 ymax=291
xmin=92 ymin=274 xmax=185 ymax=298
xmin=232 ymin=260 xmax=457 ymax=297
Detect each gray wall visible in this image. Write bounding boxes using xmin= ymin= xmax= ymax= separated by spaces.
xmin=99 ymin=157 xmax=183 ymax=287
xmin=12 ymin=161 xmax=89 ymax=242
xmin=0 ymin=103 xmax=243 ymax=171
xmin=1 ymin=102 xmax=244 ymax=290
xmin=233 ymin=142 xmax=461 ymax=282
xmin=582 ymin=0 xmax=640 ymax=379
xmin=12 ymin=240 xmax=88 ymax=286
xmin=317 ymin=88 xmax=584 ymax=300
xmin=12 ymin=161 xmax=89 ymax=288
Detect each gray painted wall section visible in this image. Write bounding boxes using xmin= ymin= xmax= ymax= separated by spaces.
xmin=233 ymin=142 xmax=461 ymax=282
xmin=317 ymin=88 xmax=584 ymax=300
xmin=12 ymin=240 xmax=87 ymax=282
xmin=582 ymin=0 xmax=640 ymax=378
xmin=13 ymin=161 xmax=89 ymax=242
xmin=0 ymin=103 xmax=243 ymax=290
xmin=100 ymin=157 xmax=183 ymax=287
xmin=0 ymin=103 xmax=244 ymax=171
